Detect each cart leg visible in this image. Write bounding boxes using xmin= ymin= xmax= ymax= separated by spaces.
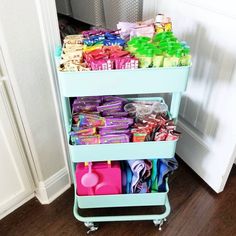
xmin=153 ymin=218 xmax=167 ymax=231
xmin=84 ymin=222 xmax=99 ymax=234
xmin=153 ymin=197 xmax=170 ymax=230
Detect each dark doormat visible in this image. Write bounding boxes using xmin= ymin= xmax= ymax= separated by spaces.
xmin=58 ymin=13 xmax=90 ymax=41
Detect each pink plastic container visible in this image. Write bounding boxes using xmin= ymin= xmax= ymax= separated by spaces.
xmin=76 ymin=161 xmax=122 ymax=196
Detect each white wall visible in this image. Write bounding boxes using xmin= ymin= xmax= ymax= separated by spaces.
xmin=0 ymin=0 xmax=68 ymax=183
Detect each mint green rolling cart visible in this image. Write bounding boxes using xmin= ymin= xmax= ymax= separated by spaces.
xmin=55 ymin=54 xmax=190 ymax=233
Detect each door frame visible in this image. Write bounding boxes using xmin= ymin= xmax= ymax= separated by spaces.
xmin=35 ymin=0 xmax=72 ymax=178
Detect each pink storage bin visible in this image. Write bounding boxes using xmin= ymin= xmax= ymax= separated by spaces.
xmin=76 ymin=161 xmax=122 ymax=196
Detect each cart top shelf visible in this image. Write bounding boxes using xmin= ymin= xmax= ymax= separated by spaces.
xmin=57 ymin=64 xmax=191 ymax=97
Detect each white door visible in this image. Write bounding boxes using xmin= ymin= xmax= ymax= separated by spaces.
xmin=0 ymin=70 xmax=34 ymax=219
xmin=156 ymin=0 xmax=236 ymax=193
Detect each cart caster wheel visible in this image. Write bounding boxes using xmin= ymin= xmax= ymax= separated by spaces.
xmin=84 ymin=222 xmax=99 ymax=234
xmin=153 ymin=218 xmax=166 ymax=231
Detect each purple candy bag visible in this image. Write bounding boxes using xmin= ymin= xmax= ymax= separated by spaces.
xmin=103 ymin=96 xmax=128 ymax=103
xmin=97 ymin=100 xmax=123 ymax=112
xmin=99 ymin=129 xmax=130 ymax=136
xmin=100 ymin=134 xmax=130 ymax=144
xmin=71 ymin=135 xmax=100 ymax=145
xmin=74 ymin=96 xmax=103 ymax=104
xmin=102 ymin=111 xmax=129 ymax=117
xmin=79 ymin=114 xmax=105 ymax=127
xmin=99 ymin=123 xmax=129 ymax=131
xmin=105 ymin=117 xmax=134 ymax=126
xmin=73 ymin=102 xmax=100 ymax=112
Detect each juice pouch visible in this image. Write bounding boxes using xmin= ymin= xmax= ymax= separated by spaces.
xmin=180 ymin=48 xmax=191 ymax=66
xmin=137 ymin=50 xmax=153 ymax=68
xmin=153 ymin=49 xmax=164 ymax=67
xmin=163 ymin=52 xmax=173 ymax=67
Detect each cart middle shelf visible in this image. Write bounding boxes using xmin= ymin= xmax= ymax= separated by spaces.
xmin=69 ymin=140 xmax=177 ymax=162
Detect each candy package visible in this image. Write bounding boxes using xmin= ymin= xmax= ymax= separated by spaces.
xmin=63 ymin=34 xmax=84 ymax=44
xmin=103 ymin=96 xmax=128 ymax=103
xmin=79 ymin=114 xmax=105 ymax=127
xmin=165 ymin=131 xmax=181 ymax=141
xmin=117 ymin=19 xmax=155 ymax=40
xmin=102 ymin=111 xmax=129 ymax=117
xmin=99 ymin=123 xmax=130 ymax=131
xmin=132 ymin=133 xmax=147 ymax=142
xmin=154 ymin=132 xmax=168 ymax=141
xmin=71 ymin=135 xmax=100 ymax=145
xmin=73 ymin=102 xmax=100 ymax=112
xmin=83 ymin=31 xmax=125 ymax=47
xmin=105 ymin=117 xmax=133 ymax=126
xmin=97 ymin=100 xmax=123 ymax=112
xmin=100 ymin=134 xmax=130 ymax=144
xmin=99 ymin=129 xmax=130 ymax=136
xmin=70 ymin=127 xmax=96 ymax=136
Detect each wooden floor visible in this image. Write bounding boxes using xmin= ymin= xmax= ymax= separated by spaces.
xmin=1 ymin=161 xmax=235 ymax=236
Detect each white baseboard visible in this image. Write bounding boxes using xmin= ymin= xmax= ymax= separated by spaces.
xmin=0 ymin=193 xmax=35 ymax=220
xmin=35 ymin=167 xmax=71 ymax=204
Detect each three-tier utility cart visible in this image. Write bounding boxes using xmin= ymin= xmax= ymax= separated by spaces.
xmin=56 ymin=54 xmax=190 ymax=233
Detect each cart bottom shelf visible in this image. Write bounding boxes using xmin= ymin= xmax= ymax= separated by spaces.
xmin=73 ymin=193 xmax=171 ymax=224
xmin=76 ymin=187 xmax=169 ymax=209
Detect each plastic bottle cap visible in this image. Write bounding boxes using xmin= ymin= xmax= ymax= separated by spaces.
xmin=155 ymin=14 xmax=164 ymax=23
